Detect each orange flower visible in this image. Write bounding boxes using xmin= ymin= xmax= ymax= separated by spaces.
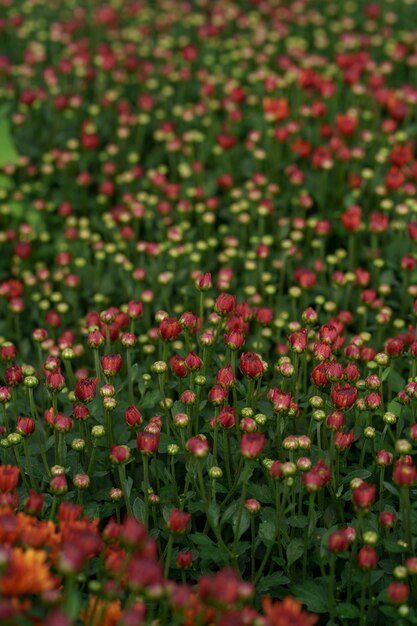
xmin=0 ymin=548 xmax=58 ymax=596
xmin=263 ymin=97 xmax=290 ymax=121
xmin=83 ymin=598 xmax=122 ymax=626
xmin=0 ymin=465 xmax=20 ymax=492
xmin=262 ymin=596 xmax=318 ymax=626
xmin=17 ymin=514 xmax=57 ymax=550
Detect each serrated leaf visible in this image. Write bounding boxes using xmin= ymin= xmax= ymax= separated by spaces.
xmin=189 ymin=534 xmax=216 ymax=547
xmin=259 ymin=520 xmax=276 ymax=546
xmin=291 ymin=581 xmax=329 ymax=613
xmin=288 ymin=515 xmax=308 ymax=529
xmin=232 ymin=509 xmax=250 ymax=540
xmin=133 ymin=497 xmax=145 ymax=522
xmin=342 ymin=469 xmax=372 ymax=484
xmin=383 ymin=481 xmax=399 ymax=497
xmin=221 ymin=501 xmax=239 ymax=525
xmin=286 ymin=538 xmax=304 ymax=566
xmin=256 ymin=571 xmax=290 ymax=593
xmin=208 ymin=501 xmax=220 ymax=529
xmin=387 ymin=400 xmax=401 ymax=416
xmin=336 ymin=603 xmax=360 ymax=619
xmin=249 ymin=483 xmax=273 ymax=504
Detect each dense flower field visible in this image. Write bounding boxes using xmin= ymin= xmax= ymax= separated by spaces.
xmin=1 ymin=0 xmax=417 ymax=624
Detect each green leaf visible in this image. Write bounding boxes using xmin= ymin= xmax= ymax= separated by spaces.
xmin=381 ymin=367 xmax=391 ymax=382
xmin=291 ymin=580 xmax=329 ymax=613
xmin=208 ymin=501 xmax=220 ymax=529
xmin=259 ymin=520 xmax=276 ymax=546
xmin=249 ymin=483 xmax=273 ymax=504
xmin=336 ymin=603 xmax=360 ymax=619
xmin=256 ymin=571 xmax=290 ymax=593
xmin=342 ymin=469 xmax=372 ymax=484
xmin=288 ymin=515 xmax=308 ymax=529
xmin=383 ymin=481 xmax=399 ymax=497
xmin=189 ymin=534 xmax=216 ymax=547
xmin=0 ymin=109 xmax=18 ymax=167
xmin=232 ymin=509 xmax=250 ymax=539
xmin=383 ymin=539 xmax=406 ymax=554
xmin=286 ymin=538 xmax=304 ymax=566
xmin=133 ymin=497 xmax=145 ymax=522
xmin=221 ymin=501 xmax=239 ymax=525
xmin=387 ymin=400 xmax=401 ymax=416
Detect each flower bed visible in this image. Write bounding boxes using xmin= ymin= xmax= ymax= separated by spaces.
xmin=1 ymin=0 xmax=417 ymax=624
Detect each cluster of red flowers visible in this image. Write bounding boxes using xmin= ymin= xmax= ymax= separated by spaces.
xmin=0 ymin=493 xmax=317 ymax=626
xmin=1 ymin=0 xmax=417 ymax=623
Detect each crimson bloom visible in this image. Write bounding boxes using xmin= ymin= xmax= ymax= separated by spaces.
xmin=101 ymin=353 xmax=123 ymax=377
xmin=167 ymin=508 xmax=191 ymax=533
xmin=137 ymin=431 xmax=160 ymax=456
xmin=74 ymin=378 xmax=98 ymax=403
xmin=262 ymin=596 xmax=318 ymax=626
xmin=240 ymin=432 xmax=266 ymax=459
xmin=0 ymin=465 xmax=20 ymax=492
xmin=159 ymin=317 xmax=181 ymax=341
xmin=330 ymin=383 xmax=358 ymax=409
xmin=240 ymin=352 xmax=266 ymax=379
xmin=352 ymin=481 xmax=376 ymax=513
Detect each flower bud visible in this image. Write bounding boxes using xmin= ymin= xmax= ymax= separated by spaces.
xmin=244 ymin=498 xmax=261 ymax=514
xmin=92 ymin=425 xmax=106 ymax=438
xmin=209 ymin=466 xmax=223 ymax=479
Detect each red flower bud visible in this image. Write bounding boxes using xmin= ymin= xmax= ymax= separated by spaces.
xmin=240 ymin=432 xmax=266 ymax=459
xmin=327 ymin=529 xmax=349 ymax=553
xmin=357 ymin=546 xmax=378 ymax=570
xmin=75 ymin=378 xmax=97 ymax=403
xmin=352 ymin=481 xmax=376 ymax=512
xmin=169 ymin=355 xmax=188 ymax=378
xmin=125 ymin=406 xmax=143 ymax=429
xmin=387 ymin=582 xmax=409 ymax=604
xmin=73 ymin=404 xmax=90 ymax=422
xmin=184 ymin=351 xmax=203 ymax=372
xmin=208 ymin=384 xmax=228 ymax=406
xmin=334 ymin=430 xmax=355 ymax=450
xmin=331 ymin=383 xmax=358 ymax=409
xmin=168 ymin=508 xmax=191 ymax=533
xmin=216 ymin=365 xmax=235 ymax=389
xmin=24 ymin=490 xmax=44 ymax=515
xmin=393 ymin=458 xmax=417 ymax=487
xmin=4 ymin=365 xmax=23 ymax=387
xmin=50 ymin=474 xmax=68 ymax=495
xmin=101 ymin=353 xmax=122 ymax=377
xmin=137 ymin=431 xmax=160 ymax=456
xmin=110 ymin=445 xmax=131 ymax=464
xmin=127 ymin=300 xmax=143 ymax=320
xmin=240 ymin=352 xmax=266 ymax=379
xmin=214 ymin=293 xmax=236 ymax=315
xmin=176 ymin=551 xmax=193 ymax=569
xmin=16 ymin=416 xmax=35 ymax=437
xmin=159 ymin=317 xmax=181 ymax=341
xmin=0 ymin=465 xmax=20 ymax=492
xmin=186 ymin=434 xmax=209 ymax=458
xmin=379 ymin=511 xmax=396 ymax=528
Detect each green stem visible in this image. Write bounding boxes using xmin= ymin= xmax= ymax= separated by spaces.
xmin=23 ymin=438 xmax=37 ymax=490
xmin=13 ymin=445 xmax=30 ymax=492
xmin=329 ymin=555 xmax=336 ymax=626
xmin=126 ymin=348 xmax=134 ymax=405
xmin=231 ymin=468 xmax=248 ymax=563
xmin=87 ymin=439 xmax=98 ymax=476
xmin=143 ymin=455 xmax=150 ymax=527
xmin=118 ymin=464 xmax=132 ymax=516
xmin=164 ymin=534 xmax=174 ymax=578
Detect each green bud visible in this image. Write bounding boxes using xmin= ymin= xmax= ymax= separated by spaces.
xmin=209 ymin=466 xmax=223 ymax=479
xmin=92 ymin=425 xmax=106 ymax=438
xmin=24 ymin=375 xmax=39 ymax=388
